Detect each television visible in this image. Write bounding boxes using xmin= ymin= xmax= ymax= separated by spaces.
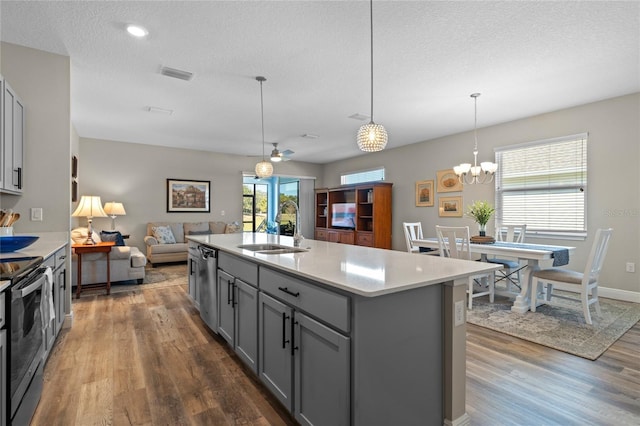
xmin=331 ymin=203 xmax=356 ymax=229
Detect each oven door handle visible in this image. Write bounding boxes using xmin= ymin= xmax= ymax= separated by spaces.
xmin=14 ymin=275 xmax=45 ymax=298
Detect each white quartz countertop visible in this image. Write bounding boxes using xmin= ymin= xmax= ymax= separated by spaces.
xmin=0 ymin=231 xmax=69 ymax=261
xmin=187 ymin=233 xmax=501 ymax=297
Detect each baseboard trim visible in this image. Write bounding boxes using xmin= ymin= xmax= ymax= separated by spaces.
xmin=444 ymin=413 xmax=471 ymax=426
xmin=599 ymin=287 xmax=640 ymax=303
xmin=63 ymin=311 xmax=74 ymax=329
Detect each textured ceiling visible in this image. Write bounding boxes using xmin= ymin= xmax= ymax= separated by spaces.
xmin=1 ymin=1 xmax=638 ymax=164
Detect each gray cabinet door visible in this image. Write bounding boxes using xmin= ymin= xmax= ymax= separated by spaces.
xmin=54 ymin=265 xmax=65 ymax=335
xmin=199 ymin=256 xmax=217 ymax=332
xmin=217 ymin=270 xmax=235 ymax=346
xmin=294 ymin=312 xmax=350 ymax=426
xmin=188 ymin=255 xmax=198 ymax=305
xmin=234 ymin=279 xmax=258 ymax=373
xmin=258 ymin=293 xmax=293 ymax=411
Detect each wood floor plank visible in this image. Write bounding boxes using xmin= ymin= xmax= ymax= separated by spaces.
xmin=31 ymin=270 xmax=640 ymax=426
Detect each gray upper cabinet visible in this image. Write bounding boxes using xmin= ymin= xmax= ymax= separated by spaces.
xmin=1 ymin=76 xmax=24 ymax=194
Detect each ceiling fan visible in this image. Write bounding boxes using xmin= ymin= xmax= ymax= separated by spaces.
xmin=270 ymin=143 xmax=294 ymax=162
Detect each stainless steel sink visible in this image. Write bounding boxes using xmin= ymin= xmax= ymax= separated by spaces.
xmin=237 ymin=244 xmax=307 ymax=254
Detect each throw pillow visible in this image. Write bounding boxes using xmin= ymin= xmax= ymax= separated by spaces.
xmin=100 ymin=230 xmax=126 ymax=246
xmin=152 ymin=225 xmax=176 ymax=244
xmin=188 ymin=230 xmax=211 ymax=235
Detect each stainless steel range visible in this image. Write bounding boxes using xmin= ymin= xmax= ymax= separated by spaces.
xmin=0 ymin=255 xmax=45 ymax=425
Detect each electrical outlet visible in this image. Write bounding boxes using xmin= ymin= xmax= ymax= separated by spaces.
xmin=626 ymin=262 xmax=635 ymax=273
xmin=454 ymin=300 xmax=465 ymax=326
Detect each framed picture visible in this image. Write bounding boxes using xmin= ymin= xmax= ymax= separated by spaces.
xmin=436 ymin=169 xmax=463 ymax=193
xmin=167 ymin=179 xmax=210 ymax=212
xmin=439 ymin=196 xmax=463 ymax=217
xmin=415 ymin=180 xmax=434 ymax=207
xmin=72 ymin=155 xmax=78 ymax=178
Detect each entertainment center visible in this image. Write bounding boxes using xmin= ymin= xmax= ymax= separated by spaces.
xmin=314 ymin=182 xmax=392 ymax=249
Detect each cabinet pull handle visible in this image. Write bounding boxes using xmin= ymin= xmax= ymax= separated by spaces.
xmin=232 ymin=283 xmax=237 ymax=306
xmin=189 ymin=260 xmax=195 ymax=275
xmin=292 ymin=320 xmax=299 ymax=356
xmin=278 ymin=287 xmax=300 ymax=298
xmin=16 ymin=167 xmax=22 ymax=189
xmin=282 ymin=312 xmax=290 ymax=349
xmin=227 ymin=280 xmax=232 ymax=305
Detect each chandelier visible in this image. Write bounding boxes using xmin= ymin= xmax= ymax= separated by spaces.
xmin=254 ymin=76 xmax=273 ymax=178
xmin=357 ymin=0 xmax=387 ymax=152
xmin=453 ymin=93 xmax=497 ymax=184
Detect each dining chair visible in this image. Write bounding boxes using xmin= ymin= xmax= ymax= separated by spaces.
xmin=436 ymin=225 xmax=495 ymax=309
xmin=530 ymin=228 xmax=613 ymax=325
xmin=403 ymin=222 xmax=438 ymax=255
xmin=487 ymin=224 xmax=527 ymax=292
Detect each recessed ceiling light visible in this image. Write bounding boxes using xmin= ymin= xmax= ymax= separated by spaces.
xmin=126 ymin=24 xmax=148 ymax=38
xmin=301 ymin=133 xmax=319 ymax=139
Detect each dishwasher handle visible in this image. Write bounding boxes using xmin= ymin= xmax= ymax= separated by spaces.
xmin=199 ymin=246 xmax=217 ymax=260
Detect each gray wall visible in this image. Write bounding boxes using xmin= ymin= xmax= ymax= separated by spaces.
xmin=323 ymin=93 xmax=640 ymax=297
xmin=76 ymin=138 xmax=323 ymax=252
xmin=0 ymin=42 xmax=71 ymax=232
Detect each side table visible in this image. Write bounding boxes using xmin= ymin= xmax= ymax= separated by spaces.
xmin=72 ymin=242 xmax=115 ymax=298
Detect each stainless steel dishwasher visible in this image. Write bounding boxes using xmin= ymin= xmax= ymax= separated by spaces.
xmin=198 ymin=245 xmax=218 ymax=332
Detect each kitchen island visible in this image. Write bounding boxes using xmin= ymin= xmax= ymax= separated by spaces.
xmin=187 ymin=232 xmax=500 ymax=426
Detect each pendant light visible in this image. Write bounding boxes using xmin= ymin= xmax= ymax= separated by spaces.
xmin=255 ymin=76 xmax=273 ymax=178
xmin=453 ymin=93 xmax=497 ymax=184
xmin=357 ymin=0 xmax=388 ymax=152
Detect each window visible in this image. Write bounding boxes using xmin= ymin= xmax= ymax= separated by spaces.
xmin=495 ymin=133 xmax=587 ymax=239
xmin=278 ymin=180 xmax=299 ymax=236
xmin=341 ymin=167 xmax=385 ymax=185
xmin=243 ymin=183 xmax=268 ymax=232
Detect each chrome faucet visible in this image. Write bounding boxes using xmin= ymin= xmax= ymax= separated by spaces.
xmin=276 ymin=200 xmax=304 ymax=247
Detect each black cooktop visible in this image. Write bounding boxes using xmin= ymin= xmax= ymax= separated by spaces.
xmin=0 ymin=256 xmax=44 ymax=281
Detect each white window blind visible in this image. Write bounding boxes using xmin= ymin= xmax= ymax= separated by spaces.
xmin=495 ymin=133 xmax=587 ymax=238
xmin=341 ymin=167 xmax=385 ymax=185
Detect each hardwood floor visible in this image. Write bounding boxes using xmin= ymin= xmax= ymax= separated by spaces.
xmin=32 ymin=282 xmax=640 ymax=425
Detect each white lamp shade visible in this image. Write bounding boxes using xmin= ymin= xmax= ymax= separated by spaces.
xmin=103 ymin=202 xmax=126 ymax=216
xmin=72 ymin=195 xmax=107 ymax=218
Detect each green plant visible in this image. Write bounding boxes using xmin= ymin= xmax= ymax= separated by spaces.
xmin=466 ymin=200 xmax=495 ymax=226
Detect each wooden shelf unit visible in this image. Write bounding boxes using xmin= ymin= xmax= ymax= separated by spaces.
xmin=314 ymin=182 xmax=392 ymax=249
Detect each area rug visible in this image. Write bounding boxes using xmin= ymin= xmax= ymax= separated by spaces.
xmin=466 ymin=294 xmax=640 ymax=360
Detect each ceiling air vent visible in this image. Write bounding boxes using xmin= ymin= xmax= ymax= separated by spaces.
xmin=160 ymin=66 xmax=194 ymax=81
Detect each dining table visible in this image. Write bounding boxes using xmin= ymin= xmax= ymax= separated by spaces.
xmin=412 ymin=237 xmax=576 ymax=313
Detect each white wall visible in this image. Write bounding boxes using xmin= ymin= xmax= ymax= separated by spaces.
xmin=323 ymin=93 xmax=640 ymax=296
xmin=76 ymin=137 xmax=323 ymax=252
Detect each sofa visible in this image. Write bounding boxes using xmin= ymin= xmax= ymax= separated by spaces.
xmin=144 ymin=221 xmax=237 ymax=265
xmin=71 ymin=228 xmax=147 ymax=286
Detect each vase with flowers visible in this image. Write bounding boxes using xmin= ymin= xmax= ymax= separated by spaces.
xmin=466 ymin=200 xmax=495 ymax=237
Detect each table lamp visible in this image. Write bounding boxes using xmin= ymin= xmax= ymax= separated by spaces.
xmin=103 ymin=201 xmax=126 ymax=230
xmin=72 ymin=195 xmax=107 ymax=244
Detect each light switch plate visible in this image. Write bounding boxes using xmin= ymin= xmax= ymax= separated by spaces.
xmin=31 ymin=207 xmax=43 ymax=221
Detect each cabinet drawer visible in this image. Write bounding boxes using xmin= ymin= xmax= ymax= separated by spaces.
xmin=260 ymin=268 xmax=349 ymax=333
xmin=314 ymin=229 xmax=327 ymax=241
xmin=356 ymin=232 xmax=373 ymax=247
xmin=54 ymin=247 xmax=67 ymax=269
xmin=218 ymin=252 xmax=258 ymax=286
xmin=43 ymin=254 xmax=55 ymax=269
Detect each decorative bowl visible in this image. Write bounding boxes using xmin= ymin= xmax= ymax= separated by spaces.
xmin=0 ymin=235 xmax=39 ymax=253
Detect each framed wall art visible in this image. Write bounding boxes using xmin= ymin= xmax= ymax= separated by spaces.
xmin=167 ymin=179 xmax=211 ymax=212
xmin=415 ymin=180 xmax=434 ymax=207
xmin=439 ymin=196 xmax=463 ymax=217
xmin=436 ymin=169 xmax=463 ymax=193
